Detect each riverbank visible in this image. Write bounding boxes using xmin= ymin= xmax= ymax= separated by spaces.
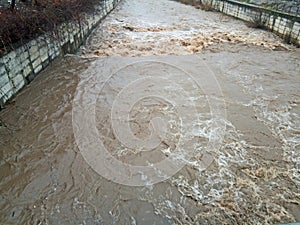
xmin=0 ymin=0 xmax=120 ymax=108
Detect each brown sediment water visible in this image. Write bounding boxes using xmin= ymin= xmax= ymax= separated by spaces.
xmin=1 ymin=0 xmax=299 ymax=224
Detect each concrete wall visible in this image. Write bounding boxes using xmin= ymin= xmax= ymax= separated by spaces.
xmin=0 ymin=0 xmax=120 ymax=107
xmin=203 ymin=0 xmax=300 ymax=45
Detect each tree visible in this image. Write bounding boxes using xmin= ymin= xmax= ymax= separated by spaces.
xmin=11 ymin=0 xmax=16 ymax=10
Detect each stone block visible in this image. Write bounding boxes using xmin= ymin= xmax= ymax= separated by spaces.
xmin=42 ymin=59 xmax=49 ymax=69
xmin=29 ymin=44 xmax=39 ymax=54
xmin=34 ymin=64 xmax=43 ymax=74
xmin=0 ymin=73 xmax=9 ymax=86
xmin=12 ymin=74 xmax=24 ymax=88
xmin=8 ymin=62 xmax=23 ymax=79
xmin=30 ymin=50 xmax=40 ymax=61
xmin=48 ymin=47 xmax=56 ymax=57
xmin=5 ymin=50 xmax=16 ymax=61
xmin=40 ymin=52 xmax=49 ymax=63
xmin=0 ymin=64 xmax=6 ymax=75
xmin=13 ymin=79 xmax=25 ymax=93
xmin=20 ymin=51 xmax=29 ymax=62
xmin=292 ymin=22 xmax=300 ymax=34
xmin=32 ymin=58 xmax=42 ymax=69
xmin=274 ymin=18 xmax=280 ymax=28
xmin=6 ymin=59 xmax=16 ymax=74
xmin=23 ymin=65 xmax=32 ymax=78
xmin=0 ymin=82 xmax=13 ymax=96
xmin=21 ymin=59 xmax=30 ymax=68
xmin=0 ymin=88 xmax=13 ymax=103
xmin=29 ymin=39 xmax=37 ymax=46
xmin=39 ymin=45 xmax=48 ymax=56
xmin=50 ymin=50 xmax=60 ymax=60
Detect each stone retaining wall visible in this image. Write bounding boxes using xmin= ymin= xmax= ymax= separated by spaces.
xmin=0 ymin=0 xmax=120 ymax=107
xmin=203 ymin=0 xmax=300 ymax=45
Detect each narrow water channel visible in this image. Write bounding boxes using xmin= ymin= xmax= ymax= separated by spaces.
xmin=1 ymin=0 xmax=299 ymax=224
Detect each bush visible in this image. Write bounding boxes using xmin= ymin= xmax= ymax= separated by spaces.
xmin=0 ymin=0 xmax=102 ymax=54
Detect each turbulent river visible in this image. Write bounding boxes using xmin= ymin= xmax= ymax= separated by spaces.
xmin=1 ymin=0 xmax=299 ymax=224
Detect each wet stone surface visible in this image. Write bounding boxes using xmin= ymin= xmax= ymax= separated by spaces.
xmin=0 ymin=0 xmax=300 ymax=224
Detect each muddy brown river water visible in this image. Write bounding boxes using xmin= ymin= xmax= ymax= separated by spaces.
xmin=1 ymin=0 xmax=300 ymax=224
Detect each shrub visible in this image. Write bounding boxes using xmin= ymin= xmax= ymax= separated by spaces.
xmin=0 ymin=0 xmax=102 ymax=54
